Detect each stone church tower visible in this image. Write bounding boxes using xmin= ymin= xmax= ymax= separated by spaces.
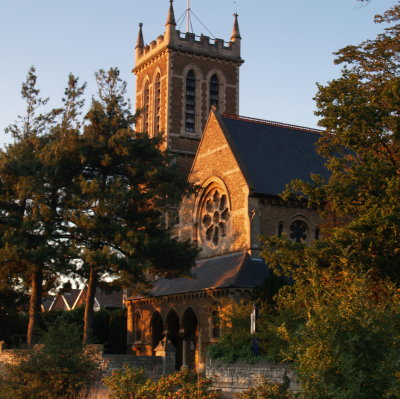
xmin=133 ymin=0 xmax=244 ymax=176
xmin=126 ymin=2 xmax=329 ymax=371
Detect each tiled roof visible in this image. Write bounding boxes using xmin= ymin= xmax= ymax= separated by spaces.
xmin=94 ymin=289 xmax=123 ymax=308
xmin=220 ymin=113 xmax=329 ymax=196
xmin=62 ymin=289 xmax=81 ymax=308
xmin=143 ymin=251 xmax=269 ymax=297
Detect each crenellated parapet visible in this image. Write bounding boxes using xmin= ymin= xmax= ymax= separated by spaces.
xmin=134 ymin=31 xmax=242 ymax=72
xmin=133 ymin=0 xmax=243 ymax=177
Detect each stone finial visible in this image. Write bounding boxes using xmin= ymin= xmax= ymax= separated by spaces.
xmin=230 ymin=13 xmax=241 ymax=41
xmin=166 ymin=0 xmax=176 ymax=26
xmin=136 ymin=23 xmax=144 ymax=49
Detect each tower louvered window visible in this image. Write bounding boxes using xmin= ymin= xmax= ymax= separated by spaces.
xmin=210 ymin=74 xmax=219 ymax=109
xmin=185 ymin=70 xmax=196 ymax=133
xmin=143 ymin=81 xmax=150 ymax=133
xmin=154 ymin=73 xmax=161 ymax=135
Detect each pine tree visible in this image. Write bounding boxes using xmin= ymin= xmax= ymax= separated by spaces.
xmin=70 ymin=68 xmax=197 ymax=343
xmin=0 ymin=68 xmax=86 ymax=345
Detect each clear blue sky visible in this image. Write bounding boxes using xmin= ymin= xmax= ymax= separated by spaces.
xmin=0 ymin=0 xmax=390 ymax=148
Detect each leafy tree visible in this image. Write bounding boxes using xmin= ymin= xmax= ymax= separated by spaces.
xmin=278 ymin=2 xmax=400 ymax=281
xmin=0 ymin=68 xmax=86 ymax=345
xmin=0 ymin=321 xmax=101 ymax=399
xmin=261 ymin=3 xmax=400 ymax=398
xmin=70 ymin=68 xmax=197 ymax=343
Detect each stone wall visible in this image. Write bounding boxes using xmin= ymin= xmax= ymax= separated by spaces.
xmin=206 ymin=359 xmax=299 ymax=395
xmin=0 ymin=342 xmax=166 ymax=380
xmin=101 ymin=354 xmax=164 ymax=379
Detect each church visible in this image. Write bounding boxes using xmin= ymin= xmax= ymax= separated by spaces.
xmin=125 ymin=0 xmax=328 ymax=371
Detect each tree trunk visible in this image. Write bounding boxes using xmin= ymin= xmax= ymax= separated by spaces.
xmin=27 ymin=266 xmax=43 ymax=346
xmin=83 ymin=265 xmax=98 ymax=344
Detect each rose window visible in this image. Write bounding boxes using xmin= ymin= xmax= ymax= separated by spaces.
xmin=201 ymin=189 xmax=230 ymax=247
xmin=290 ymin=220 xmax=308 ymax=243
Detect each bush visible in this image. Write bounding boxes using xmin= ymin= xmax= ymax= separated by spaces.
xmin=0 ymin=321 xmax=101 ymax=399
xmin=104 ymin=366 xmax=221 ymax=399
xmin=207 ymin=299 xmax=287 ymax=363
xmin=235 ymin=375 xmax=293 ymax=399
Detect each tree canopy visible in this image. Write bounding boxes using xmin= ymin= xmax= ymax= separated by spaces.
xmin=0 ymin=67 xmax=197 ymax=345
xmin=261 ymin=3 xmax=400 ymax=398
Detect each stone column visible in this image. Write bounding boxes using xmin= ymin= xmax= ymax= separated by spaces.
xmin=180 ymin=328 xmax=189 ymax=369
xmin=126 ymin=302 xmax=134 ymax=354
xmin=155 ymin=337 xmax=176 ymax=375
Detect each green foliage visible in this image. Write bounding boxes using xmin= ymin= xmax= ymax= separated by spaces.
xmin=68 ymin=67 xmax=197 ymax=342
xmin=207 ymin=299 xmax=286 ymax=363
xmin=235 ymin=376 xmax=292 ymax=399
xmin=259 ymin=4 xmax=400 ymax=398
xmin=0 ymin=68 xmax=85 ymax=345
xmin=0 ymin=321 xmax=101 ymax=399
xmin=275 ymin=267 xmax=400 ymax=399
xmin=104 ymin=367 xmax=221 ymax=399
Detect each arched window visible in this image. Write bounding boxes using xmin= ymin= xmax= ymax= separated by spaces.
xmin=154 ymin=73 xmax=161 ymax=135
xmin=143 ymin=81 xmax=150 ymax=133
xmin=277 ymin=222 xmax=283 ymax=238
xmin=290 ymin=220 xmax=308 ymax=243
xmin=209 ymin=74 xmax=219 ymax=110
xmin=210 ymin=304 xmax=221 ymax=339
xmin=315 ymin=227 xmax=320 ymax=240
xmin=185 ymin=70 xmax=196 ymax=133
xmin=134 ymin=312 xmax=142 ymax=342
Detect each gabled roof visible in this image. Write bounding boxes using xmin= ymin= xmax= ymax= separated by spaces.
xmin=62 ymin=289 xmax=81 ymax=309
xmin=72 ymin=287 xmax=123 ymax=310
xmin=218 ymin=113 xmax=329 ymax=196
xmin=138 ymin=251 xmax=269 ymax=298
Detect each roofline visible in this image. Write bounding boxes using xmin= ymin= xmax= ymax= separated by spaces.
xmin=213 ymin=110 xmax=257 ymax=192
xmin=72 ymin=287 xmax=86 ymax=310
xmin=222 ymin=113 xmax=324 ymax=135
xmin=46 ymin=296 xmax=57 ymax=312
xmin=127 ymin=285 xmax=254 ymax=302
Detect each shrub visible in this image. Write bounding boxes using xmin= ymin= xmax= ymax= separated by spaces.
xmin=235 ymin=375 xmax=293 ymax=399
xmin=0 ymin=321 xmax=101 ymax=399
xmin=104 ymin=367 xmax=221 ymax=399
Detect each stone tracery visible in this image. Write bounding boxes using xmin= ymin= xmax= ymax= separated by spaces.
xmin=200 ymin=187 xmax=230 ymax=247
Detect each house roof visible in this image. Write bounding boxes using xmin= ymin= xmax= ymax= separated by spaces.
xmin=41 ymin=295 xmax=55 ymax=312
xmin=219 ymin=113 xmax=330 ymax=196
xmin=139 ymin=251 xmax=269 ymax=298
xmin=61 ymin=289 xmax=81 ymax=309
xmin=94 ymin=289 xmax=123 ymax=308
xmin=72 ymin=287 xmax=123 ymax=310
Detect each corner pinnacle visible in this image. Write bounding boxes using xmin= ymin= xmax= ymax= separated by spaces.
xmin=231 ymin=13 xmax=241 ymax=41
xmin=136 ymin=22 xmax=144 ymax=49
xmin=166 ymin=0 xmax=176 ymax=26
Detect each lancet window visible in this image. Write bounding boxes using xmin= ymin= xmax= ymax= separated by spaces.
xmin=210 ymin=74 xmax=219 ymax=109
xmin=185 ymin=70 xmax=196 ymax=133
xmin=154 ymin=73 xmax=161 ymax=135
xmin=143 ymin=81 xmax=150 ymax=133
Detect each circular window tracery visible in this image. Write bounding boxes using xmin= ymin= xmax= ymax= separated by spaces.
xmin=200 ymin=188 xmax=230 ymax=247
xmin=290 ymin=220 xmax=308 ymax=242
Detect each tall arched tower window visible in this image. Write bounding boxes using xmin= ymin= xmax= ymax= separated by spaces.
xmin=210 ymin=74 xmax=219 ymax=110
xmin=154 ymin=73 xmax=161 ymax=135
xmin=143 ymin=81 xmax=150 ymax=133
xmin=185 ymin=70 xmax=196 ymax=133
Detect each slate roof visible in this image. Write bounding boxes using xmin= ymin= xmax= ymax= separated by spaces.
xmin=94 ymin=289 xmax=123 ymax=309
xmin=62 ymin=289 xmax=81 ymax=308
xmin=143 ymin=251 xmax=269 ymax=298
xmin=220 ymin=114 xmax=330 ymax=196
